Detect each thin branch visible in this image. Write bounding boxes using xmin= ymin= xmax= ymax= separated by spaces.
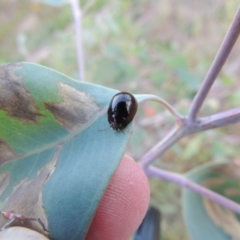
xmin=70 ymin=0 xmax=85 ymax=81
xmin=139 ymin=106 xmax=240 ymax=169
xmin=138 ymin=8 xmax=240 ymax=168
xmin=137 ymin=94 xmax=183 ymax=119
xmin=147 ymin=166 xmax=240 ymax=214
xmin=138 ymin=124 xmax=185 ymax=170
xmin=188 ymin=7 xmax=240 ymax=121
xmin=191 ymin=107 xmax=240 ymax=133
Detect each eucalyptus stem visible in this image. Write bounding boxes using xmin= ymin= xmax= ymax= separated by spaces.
xmin=147 ymin=166 xmax=240 ymax=214
xmin=188 ymin=7 xmax=240 ymax=121
xmin=70 ymin=0 xmax=85 ymax=81
xmin=138 ymin=124 xmax=185 ymax=170
xmin=191 ymin=107 xmax=240 ymax=133
xmin=137 ymin=94 xmax=183 ymax=119
xmin=139 ymin=7 xmax=240 ymax=170
xmin=139 ymin=105 xmax=240 ymax=169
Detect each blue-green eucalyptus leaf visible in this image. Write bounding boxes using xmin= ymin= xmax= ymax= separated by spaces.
xmin=0 ymin=62 xmax=134 ymax=240
xmin=183 ymin=162 xmax=240 ymax=240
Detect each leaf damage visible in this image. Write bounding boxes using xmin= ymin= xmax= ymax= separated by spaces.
xmin=0 ymin=147 xmax=60 ymax=235
xmin=0 ymin=63 xmax=42 ymax=124
xmin=0 ymin=173 xmax=10 ymax=197
xmin=0 ymin=140 xmax=18 ymax=165
xmin=45 ymin=82 xmax=102 ymax=131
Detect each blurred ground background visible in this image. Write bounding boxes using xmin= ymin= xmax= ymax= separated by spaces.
xmin=1 ymin=0 xmax=240 ymax=239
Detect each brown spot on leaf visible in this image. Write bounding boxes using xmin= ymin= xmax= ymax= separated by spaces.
xmin=0 ymin=147 xmax=61 ymax=235
xmin=0 ymin=172 xmax=10 ymax=196
xmin=45 ymin=83 xmax=102 ymax=131
xmin=203 ymin=197 xmax=240 ymax=238
xmin=0 ymin=63 xmax=41 ymax=124
xmin=0 ymin=139 xmax=18 ymax=165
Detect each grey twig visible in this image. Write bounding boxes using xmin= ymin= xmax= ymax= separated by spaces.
xmin=190 ymin=107 xmax=240 ymax=133
xmin=137 ymin=94 xmax=183 ymax=119
xmin=69 ymin=0 xmax=85 ymax=81
xmin=139 ymin=7 xmax=240 ymax=170
xmin=146 ymin=166 xmax=240 ymax=214
xmin=139 ymin=106 xmax=240 ymax=170
xmin=188 ymin=7 xmax=240 ymax=121
xmin=139 ymin=124 xmax=185 ymax=170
